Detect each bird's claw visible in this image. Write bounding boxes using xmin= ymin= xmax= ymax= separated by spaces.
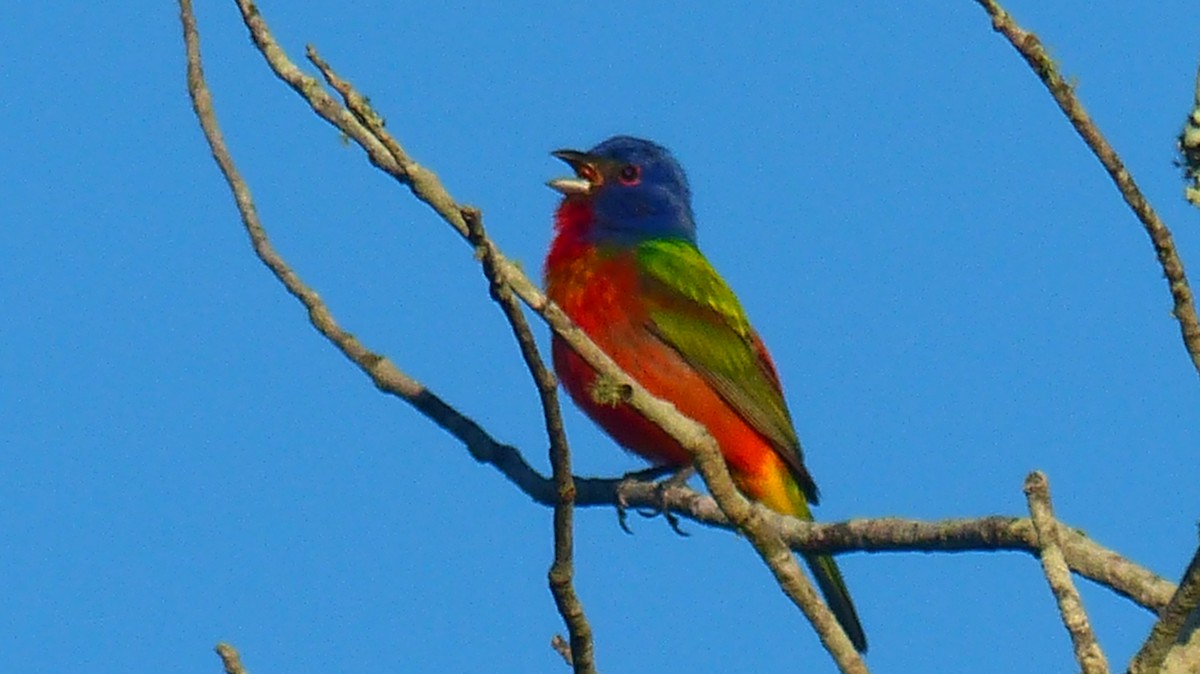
xmin=637 ymin=503 xmax=688 ymax=536
xmin=615 ymin=479 xmax=635 ymax=535
xmin=615 ymin=467 xmax=667 ymax=534
xmin=614 ymin=466 xmax=695 ymax=536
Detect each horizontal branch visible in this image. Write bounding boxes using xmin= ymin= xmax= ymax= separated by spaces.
xmin=612 ymin=479 xmax=1174 ymax=614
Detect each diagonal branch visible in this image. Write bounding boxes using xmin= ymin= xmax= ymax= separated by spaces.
xmin=182 ymin=0 xmax=557 ymax=507
xmin=973 ymin=0 xmax=1200 ymax=377
xmin=1129 ymin=544 xmax=1200 ymax=673
xmin=1159 ymin=621 xmax=1200 ymax=674
xmin=1024 ymin=472 xmax=1109 ymax=674
xmin=462 ymin=207 xmax=596 ymax=674
xmin=184 ymin=3 xmax=598 ymax=669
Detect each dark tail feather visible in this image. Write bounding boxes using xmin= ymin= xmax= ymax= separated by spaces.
xmin=804 ymin=553 xmax=867 ymax=652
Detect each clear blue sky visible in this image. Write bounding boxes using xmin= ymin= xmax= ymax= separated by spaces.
xmin=3 ymin=2 xmax=1198 ymax=672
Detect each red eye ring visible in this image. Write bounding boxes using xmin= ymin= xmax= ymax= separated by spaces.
xmin=617 ymin=163 xmax=641 ymax=185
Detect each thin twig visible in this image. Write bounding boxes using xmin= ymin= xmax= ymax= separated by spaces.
xmin=1129 ymin=545 xmax=1200 ymax=673
xmin=973 ymin=0 xmax=1200 ymax=376
xmin=1024 ymin=472 xmax=1109 ymax=674
xmin=462 ymin=207 xmax=596 ymax=674
xmin=213 ymin=642 xmax=247 ymax=674
xmin=551 ymin=634 xmax=574 ymax=667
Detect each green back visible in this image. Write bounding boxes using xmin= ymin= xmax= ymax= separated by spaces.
xmin=634 ymin=238 xmax=818 ymax=503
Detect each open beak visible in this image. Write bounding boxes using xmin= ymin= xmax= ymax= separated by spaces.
xmin=547 ymin=149 xmax=600 ymax=196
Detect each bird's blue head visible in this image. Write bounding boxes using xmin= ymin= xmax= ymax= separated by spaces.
xmin=548 ymin=135 xmax=696 ymax=244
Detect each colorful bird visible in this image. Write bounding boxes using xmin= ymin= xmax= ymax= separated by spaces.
xmin=543 ymin=135 xmax=866 ymax=652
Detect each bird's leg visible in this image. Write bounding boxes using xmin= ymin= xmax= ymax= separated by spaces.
xmin=614 ymin=465 xmax=695 ymax=536
xmin=640 ymin=466 xmax=695 ymax=536
xmin=615 ymin=465 xmax=677 ymax=534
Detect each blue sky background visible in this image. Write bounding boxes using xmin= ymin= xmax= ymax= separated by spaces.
xmin=3 ymin=2 xmax=1198 ymax=672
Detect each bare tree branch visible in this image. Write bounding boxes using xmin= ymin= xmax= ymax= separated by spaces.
xmin=184 ymin=1 xmax=598 ymax=669
xmin=1025 ymin=472 xmax=1110 ymax=674
xmin=596 ymin=479 xmax=1177 ymax=615
xmin=973 ymin=0 xmax=1200 ymax=376
xmin=213 ymin=642 xmax=248 ymax=674
xmin=1159 ymin=619 xmax=1200 ymax=674
xmin=1129 ymin=545 xmax=1200 ymax=673
xmin=772 ymin=513 xmax=1173 ymax=613
xmin=183 ymin=0 xmax=564 ymax=510
xmin=970 ymin=4 xmax=1200 ymax=666
xmin=462 ymin=207 xmax=597 ymax=674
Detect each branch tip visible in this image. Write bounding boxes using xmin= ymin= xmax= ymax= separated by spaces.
xmin=214 ymin=643 xmax=247 ymax=674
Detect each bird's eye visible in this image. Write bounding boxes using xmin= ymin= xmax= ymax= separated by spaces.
xmin=617 ymin=163 xmax=641 ymax=185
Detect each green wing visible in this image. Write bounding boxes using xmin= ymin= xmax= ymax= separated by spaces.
xmin=635 ymin=238 xmax=819 ymax=503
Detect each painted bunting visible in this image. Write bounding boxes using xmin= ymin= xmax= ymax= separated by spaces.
xmin=543 ymin=136 xmax=866 ymax=652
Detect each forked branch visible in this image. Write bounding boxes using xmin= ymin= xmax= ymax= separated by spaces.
xmin=182 ymin=1 xmax=1194 ymax=672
